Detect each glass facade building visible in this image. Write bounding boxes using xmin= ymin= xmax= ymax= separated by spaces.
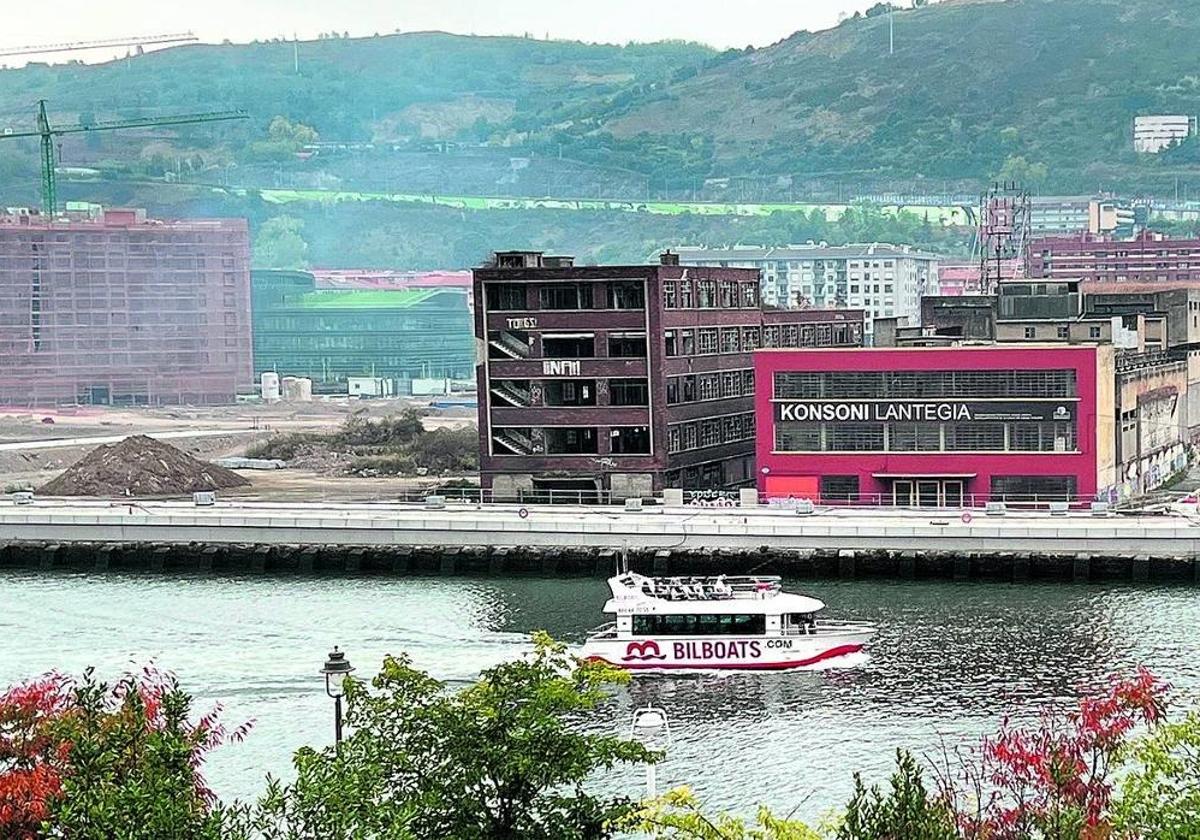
xmin=251 ymin=270 xmax=475 ymax=390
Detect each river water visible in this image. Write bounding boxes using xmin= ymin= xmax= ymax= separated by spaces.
xmin=2 ymin=572 xmax=1199 ymax=822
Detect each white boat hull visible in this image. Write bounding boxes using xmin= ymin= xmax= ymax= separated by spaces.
xmin=581 ymin=630 xmax=873 ymax=672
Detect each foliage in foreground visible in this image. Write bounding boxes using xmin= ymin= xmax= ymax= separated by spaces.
xmin=0 ymin=668 xmax=248 ymax=840
xmin=7 ymin=649 xmax=1200 ymax=840
xmin=242 ymin=631 xmax=656 ymax=839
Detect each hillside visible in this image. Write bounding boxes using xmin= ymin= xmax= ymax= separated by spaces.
xmin=0 ymin=32 xmax=712 ymax=148
xmin=562 ymin=0 xmax=1200 ymax=193
xmin=3 ymin=2 xmax=1200 ymax=199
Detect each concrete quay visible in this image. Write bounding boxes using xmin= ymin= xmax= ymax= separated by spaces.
xmin=3 ymin=498 xmax=1200 ymax=582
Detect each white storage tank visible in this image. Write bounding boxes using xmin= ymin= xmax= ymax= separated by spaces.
xmin=261 ymin=372 xmax=281 ymax=403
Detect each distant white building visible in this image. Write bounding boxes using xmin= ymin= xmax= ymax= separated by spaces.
xmin=674 ymin=243 xmax=940 ymax=343
xmin=1134 ymin=115 xmax=1196 ymax=154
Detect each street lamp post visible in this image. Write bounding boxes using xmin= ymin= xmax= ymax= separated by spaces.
xmin=630 ymin=706 xmax=671 ymax=799
xmin=320 ymin=646 xmax=355 ymax=746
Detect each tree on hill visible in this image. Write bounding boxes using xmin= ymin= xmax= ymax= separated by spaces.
xmin=991 ymin=154 xmax=1049 ymax=191
xmin=252 ymin=216 xmax=310 ymax=269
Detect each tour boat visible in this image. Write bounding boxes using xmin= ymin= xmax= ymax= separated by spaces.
xmin=580 ymin=572 xmax=875 ymax=672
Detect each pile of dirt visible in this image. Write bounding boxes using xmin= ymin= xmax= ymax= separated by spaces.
xmin=38 ymin=435 xmax=251 ymax=497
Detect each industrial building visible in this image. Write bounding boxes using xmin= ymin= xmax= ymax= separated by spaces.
xmin=251 ymin=269 xmax=475 ymax=392
xmin=875 ymin=280 xmax=1200 ymax=501
xmin=756 ymin=345 xmax=1117 ymax=506
xmin=474 ymin=250 xmax=864 ymax=501
xmin=0 ymin=208 xmax=251 ymax=406
xmin=674 ymin=243 xmax=939 ymax=343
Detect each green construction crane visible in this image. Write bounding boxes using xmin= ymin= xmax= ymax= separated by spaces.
xmin=0 ymin=99 xmax=248 ymax=216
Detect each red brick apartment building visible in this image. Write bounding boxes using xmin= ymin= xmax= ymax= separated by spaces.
xmin=474 ymin=251 xmax=864 ymax=501
xmin=1028 ymin=230 xmax=1200 ymax=283
xmin=0 ymin=209 xmax=251 ymax=406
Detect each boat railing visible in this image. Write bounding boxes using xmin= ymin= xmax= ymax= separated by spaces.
xmin=641 ymin=575 xmax=783 ymax=601
xmin=781 ymin=620 xmax=875 ymax=636
xmin=586 ymin=621 xmax=619 ymax=640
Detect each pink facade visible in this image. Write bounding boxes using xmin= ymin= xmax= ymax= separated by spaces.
xmin=754 ymin=346 xmax=1105 ymax=505
xmin=0 ymin=210 xmax=251 ymax=406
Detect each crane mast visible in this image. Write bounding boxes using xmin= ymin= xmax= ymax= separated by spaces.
xmin=0 ymin=99 xmax=248 ymax=216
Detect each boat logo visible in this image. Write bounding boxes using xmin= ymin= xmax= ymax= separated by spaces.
xmin=622 ymin=640 xmax=666 ymax=661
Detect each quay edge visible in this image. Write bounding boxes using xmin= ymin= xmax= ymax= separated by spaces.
xmin=4 ymin=501 xmax=1200 ymax=582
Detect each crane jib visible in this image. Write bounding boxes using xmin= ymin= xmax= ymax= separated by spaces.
xmin=0 ymin=100 xmax=248 ymax=216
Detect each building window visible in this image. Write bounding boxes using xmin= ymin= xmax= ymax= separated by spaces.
xmin=668 ymin=426 xmax=682 ymax=453
xmin=608 ymin=334 xmax=647 ymax=358
xmin=697 ymin=328 xmax=718 ymax=354
xmin=698 ymin=280 xmax=716 ymax=308
xmin=682 ymin=375 xmax=697 ymax=402
xmin=699 ymin=375 xmax=721 ymax=401
xmin=742 ymin=327 xmax=760 ymax=350
xmin=741 ymin=283 xmax=758 ymax=307
xmin=820 ymin=476 xmax=859 ymax=503
xmin=610 ymin=426 xmax=651 ymax=454
xmin=888 ymin=423 xmax=942 ymax=451
xmin=990 ymin=475 xmax=1077 ymax=502
xmin=608 ymin=281 xmax=645 ymax=310
xmin=946 ymin=423 xmax=1007 ymax=451
xmin=699 ymin=419 xmax=722 ymax=447
xmin=1089 ymin=325 xmax=1102 ymax=339
xmin=610 ymin=378 xmax=649 ymax=406
xmin=742 ymin=370 xmax=755 ymax=394
xmin=720 ymin=328 xmax=740 ymax=353
xmin=542 ymin=336 xmax=594 ymax=358
xmin=485 ymin=284 xmax=525 ymax=310
xmin=682 ymin=330 xmax=696 ymax=355
xmin=663 ymin=283 xmax=678 ymax=309
xmin=544 ymin=427 xmax=598 ymax=454
xmin=683 ymin=423 xmax=698 ymax=450
xmin=680 ymin=281 xmax=694 ymax=308
xmin=1024 ymin=326 xmax=1036 ymax=339
xmin=543 ymin=380 xmax=596 ymax=406
xmin=1057 ymin=326 xmax=1069 ymax=339
xmin=666 ymin=378 xmax=680 ymax=405
xmin=826 ymin=424 xmax=885 ymax=451
xmin=774 ymin=369 xmax=1078 ymax=400
xmin=721 ymin=371 xmax=741 ymax=398
xmin=719 ymin=281 xmax=735 ymax=308
xmin=539 ymin=284 xmax=589 ymax=310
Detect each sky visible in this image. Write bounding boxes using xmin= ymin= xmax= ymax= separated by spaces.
xmin=2 ymin=0 xmax=899 ymax=65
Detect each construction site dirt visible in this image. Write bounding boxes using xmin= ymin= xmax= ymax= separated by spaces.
xmin=0 ymin=400 xmax=476 ymax=501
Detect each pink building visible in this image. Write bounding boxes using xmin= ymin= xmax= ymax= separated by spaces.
xmin=0 ymin=209 xmax=251 ymax=406
xmin=755 ymin=345 xmax=1118 ymax=506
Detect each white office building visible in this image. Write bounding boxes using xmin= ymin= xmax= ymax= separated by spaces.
xmin=1134 ymin=115 xmax=1196 ymax=154
xmin=674 ymin=243 xmax=940 ymax=343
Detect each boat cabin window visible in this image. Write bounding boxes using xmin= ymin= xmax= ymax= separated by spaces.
xmin=784 ymin=613 xmax=816 ymax=634
xmin=632 ymin=613 xmax=766 ymax=636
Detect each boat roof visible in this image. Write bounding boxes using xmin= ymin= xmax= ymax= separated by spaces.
xmin=602 ymin=572 xmax=825 ymax=615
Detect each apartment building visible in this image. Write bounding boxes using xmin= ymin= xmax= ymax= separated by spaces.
xmin=675 ymin=243 xmax=939 ymax=343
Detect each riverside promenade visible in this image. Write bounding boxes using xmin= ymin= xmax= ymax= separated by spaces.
xmin=3 ymin=497 xmax=1200 ymax=582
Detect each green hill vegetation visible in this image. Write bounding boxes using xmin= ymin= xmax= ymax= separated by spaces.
xmin=4 ymin=1 xmax=1200 ymax=268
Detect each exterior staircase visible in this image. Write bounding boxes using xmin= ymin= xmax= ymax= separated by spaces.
xmin=493 ymin=428 xmax=536 ymax=455
xmin=488 ymin=331 xmax=530 ymax=359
